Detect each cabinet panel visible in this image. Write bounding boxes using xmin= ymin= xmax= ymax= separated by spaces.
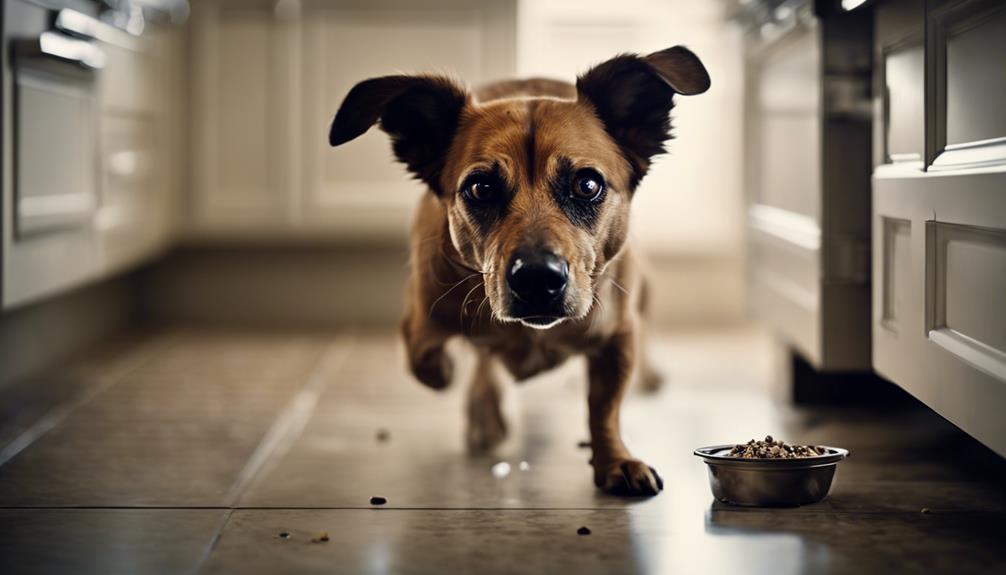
xmin=928 ymin=0 xmax=1006 ymax=169
xmin=298 ymin=0 xmax=516 ymax=239
xmin=927 ymin=222 xmax=1006 ymax=378
xmin=880 ymin=217 xmax=910 ymax=330
xmin=189 ymin=0 xmax=517 ymax=239
xmin=884 ymin=45 xmax=924 ymax=162
xmin=753 ymin=28 xmax=821 ymax=218
xmin=15 ymin=69 xmax=97 ymax=235
xmin=945 ymin=8 xmax=1006 ymax=147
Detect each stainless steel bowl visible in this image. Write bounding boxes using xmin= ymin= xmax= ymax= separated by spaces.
xmin=693 ymin=445 xmax=849 ymax=507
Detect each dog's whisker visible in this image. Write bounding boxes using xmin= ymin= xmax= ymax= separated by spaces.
xmin=428 ymin=272 xmax=481 ymax=318
xmin=459 ymin=281 xmax=485 ymax=335
xmin=475 ymin=296 xmax=490 ymax=331
xmin=608 ymin=277 xmax=631 ymax=297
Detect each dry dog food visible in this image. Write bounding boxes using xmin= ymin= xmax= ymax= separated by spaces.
xmin=577 ymin=526 xmax=591 ymax=535
xmin=727 ymin=435 xmax=825 ymax=459
xmin=312 ymin=531 xmax=330 ymax=543
xmin=370 ymin=496 xmax=387 ymax=505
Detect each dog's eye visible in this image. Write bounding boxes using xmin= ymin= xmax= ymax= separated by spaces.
xmin=572 ymin=171 xmax=605 ymax=202
xmin=463 ymin=178 xmax=496 ymax=202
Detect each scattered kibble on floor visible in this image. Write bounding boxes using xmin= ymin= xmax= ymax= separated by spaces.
xmin=921 ymin=507 xmax=931 ymax=514
xmin=278 ymin=532 xmax=291 ymax=539
xmin=311 ymin=531 xmax=330 ymax=543
xmin=577 ymin=526 xmax=591 ymax=536
xmin=370 ymin=496 xmax=387 ymax=505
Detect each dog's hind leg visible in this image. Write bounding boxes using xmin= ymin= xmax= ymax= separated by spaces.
xmin=636 ymin=276 xmax=664 ymax=393
xmin=466 ymin=349 xmax=508 ymax=453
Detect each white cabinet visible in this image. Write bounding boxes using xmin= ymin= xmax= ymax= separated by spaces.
xmin=743 ymin=5 xmax=874 ymax=371
xmin=1 ymin=0 xmax=186 ymax=309
xmin=873 ymin=0 xmax=1006 ymax=457
xmin=188 ymin=0 xmax=516 ymax=241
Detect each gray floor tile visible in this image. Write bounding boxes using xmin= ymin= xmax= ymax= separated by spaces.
xmin=0 ymin=334 xmax=339 ymax=507
xmin=0 ymin=509 xmax=225 ymax=575
xmin=200 ymin=507 xmax=1006 ymax=575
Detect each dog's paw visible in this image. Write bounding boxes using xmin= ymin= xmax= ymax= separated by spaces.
xmin=466 ymin=389 xmax=507 ymax=453
xmin=411 ymin=348 xmax=453 ymax=390
xmin=594 ymin=458 xmax=664 ymax=497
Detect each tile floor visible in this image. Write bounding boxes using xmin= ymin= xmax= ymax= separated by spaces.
xmin=0 ymin=327 xmax=1003 ymax=574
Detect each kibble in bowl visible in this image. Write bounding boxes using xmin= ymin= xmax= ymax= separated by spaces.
xmin=694 ymin=436 xmax=848 ymax=507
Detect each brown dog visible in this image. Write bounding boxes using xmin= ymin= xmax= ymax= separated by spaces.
xmin=329 ymin=46 xmax=709 ymax=496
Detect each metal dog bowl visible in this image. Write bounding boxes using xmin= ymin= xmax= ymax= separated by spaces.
xmin=693 ymin=445 xmax=849 ymax=507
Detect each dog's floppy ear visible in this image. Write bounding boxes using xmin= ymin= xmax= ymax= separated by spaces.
xmin=329 ymin=75 xmax=467 ymax=195
xmin=576 ymin=45 xmax=710 ymax=187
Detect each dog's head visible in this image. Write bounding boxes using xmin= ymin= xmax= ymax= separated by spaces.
xmin=330 ymin=47 xmax=709 ymax=329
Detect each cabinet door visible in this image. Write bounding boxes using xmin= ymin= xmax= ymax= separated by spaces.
xmin=300 ymin=0 xmax=515 ymax=240
xmin=746 ymin=21 xmax=824 ymax=366
xmin=873 ymin=0 xmax=1006 ymax=457
xmin=190 ymin=0 xmax=517 ymax=240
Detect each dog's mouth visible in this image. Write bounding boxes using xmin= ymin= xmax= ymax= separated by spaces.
xmin=517 ymin=315 xmax=567 ymax=330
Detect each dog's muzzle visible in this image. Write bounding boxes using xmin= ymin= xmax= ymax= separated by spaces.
xmin=505 ymin=251 xmax=568 ymax=327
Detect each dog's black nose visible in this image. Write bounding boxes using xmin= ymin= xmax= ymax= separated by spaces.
xmin=506 ymin=251 xmax=569 ymax=306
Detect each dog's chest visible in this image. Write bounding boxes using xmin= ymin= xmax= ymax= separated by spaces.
xmin=497 ymin=340 xmax=569 ymax=381
xmin=477 ymin=329 xmax=597 ymax=381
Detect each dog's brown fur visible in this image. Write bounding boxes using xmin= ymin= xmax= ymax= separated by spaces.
xmin=329 ymin=46 xmax=709 ymax=496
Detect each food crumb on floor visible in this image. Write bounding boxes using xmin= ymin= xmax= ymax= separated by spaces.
xmin=376 ymin=428 xmax=390 ymax=442
xmin=518 ymin=461 xmax=530 ymax=471
xmin=311 ymin=532 xmax=330 ymax=543
xmin=921 ymin=507 xmax=931 ymax=514
xmin=577 ymin=526 xmax=591 ymax=535
xmin=278 ymin=531 xmax=291 ymax=540
xmin=370 ymin=496 xmax=387 ymax=505
xmin=491 ymin=461 xmax=511 ymax=478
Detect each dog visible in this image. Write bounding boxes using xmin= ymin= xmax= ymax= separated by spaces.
xmin=329 ymin=46 xmax=709 ymax=496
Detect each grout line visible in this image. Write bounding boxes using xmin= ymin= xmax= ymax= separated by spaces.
xmin=188 ymin=333 xmax=356 ymax=575
xmin=0 ymin=334 xmax=182 ymax=469
xmin=8 ymin=505 xmax=991 ymax=515
xmin=221 ymin=333 xmax=357 ymax=508
xmin=0 ymin=505 xmax=640 ymax=512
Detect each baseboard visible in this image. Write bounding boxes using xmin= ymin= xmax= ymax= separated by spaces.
xmin=142 ymin=245 xmax=746 ymax=328
xmin=140 ymin=244 xmax=411 ymax=328
xmin=0 ymin=272 xmax=142 ymax=390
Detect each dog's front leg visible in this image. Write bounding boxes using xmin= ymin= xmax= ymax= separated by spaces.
xmin=466 ymin=349 xmax=507 ymax=452
xmin=400 ymin=313 xmax=453 ymax=390
xmin=587 ymin=331 xmax=664 ymax=496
